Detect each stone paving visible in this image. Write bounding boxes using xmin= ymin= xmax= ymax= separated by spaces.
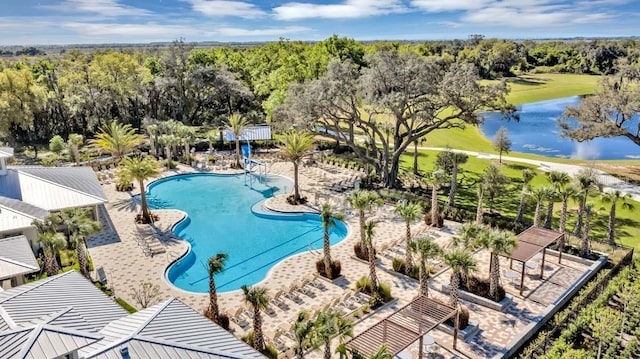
xmin=87 ymin=158 xmax=597 ymax=359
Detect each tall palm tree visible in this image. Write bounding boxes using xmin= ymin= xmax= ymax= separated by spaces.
xmin=544 ymin=171 xmax=571 ymax=229
xmin=600 ymin=190 xmax=634 ymax=245
xmin=440 ymin=151 xmax=469 ymax=208
xmin=394 ymin=201 xmax=422 ymax=269
xmin=120 ymin=156 xmax=160 ymax=223
xmin=280 ymin=130 xmax=315 ymax=204
xmin=319 ymin=202 xmax=344 ymax=278
xmin=410 ymin=235 xmax=442 ymax=296
xmin=208 ymin=253 xmax=228 ymax=324
xmin=574 ymin=169 xmax=599 ymax=236
xmin=59 ymin=208 xmax=100 ymax=279
xmin=90 ymin=121 xmax=143 ymax=160
xmin=443 ymin=249 xmax=477 ymax=309
xmin=557 ymin=185 xmax=578 ymax=256
xmin=347 ymin=190 xmax=381 ymax=257
xmin=312 ymin=309 xmax=353 ymax=359
xmin=426 ymin=170 xmax=446 ymax=226
xmin=227 ymin=113 xmax=249 ymax=168
xmin=480 ymin=229 xmax=517 ymax=301
xmin=580 ymin=203 xmax=595 ymax=257
xmin=37 ymin=231 xmax=67 ymax=276
xmin=158 ymin=134 xmax=179 ymax=169
xmin=363 ymin=220 xmax=379 ymax=290
xmin=514 ymin=169 xmax=536 ymax=224
xmin=293 ymin=311 xmax=314 ymax=359
xmin=530 ymin=186 xmax=551 ymax=227
xmin=241 ymin=285 xmax=270 ymax=352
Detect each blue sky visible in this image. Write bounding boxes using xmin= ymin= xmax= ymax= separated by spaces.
xmin=1 ymin=0 xmax=638 ymax=45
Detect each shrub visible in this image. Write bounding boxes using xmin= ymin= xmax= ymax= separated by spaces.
xmin=353 ymin=242 xmax=374 ymax=261
xmin=261 ymin=345 xmax=278 ymax=359
xmin=391 ymin=257 xmax=419 ymax=279
xmin=461 ymin=276 xmax=506 ymax=302
xmin=424 ymin=211 xmax=444 ymax=227
xmin=316 ymin=259 xmax=342 ymax=279
xmin=286 ymin=194 xmax=308 ymax=205
xmin=355 ymin=276 xmax=373 ymax=294
xmin=135 ymin=213 xmax=159 ymax=224
xmin=204 ymin=307 xmax=231 ymax=330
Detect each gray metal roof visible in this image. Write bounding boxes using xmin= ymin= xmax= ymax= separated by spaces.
xmin=89 ymin=337 xmax=257 ymax=359
xmin=225 ymin=125 xmax=272 ymax=141
xmin=82 ymin=298 xmax=263 ymax=359
xmin=13 ymin=166 xmax=107 ymax=201
xmin=0 ymin=147 xmax=13 ymax=158
xmin=0 ymin=324 xmax=102 ymax=359
xmin=0 ymin=235 xmax=40 ymax=281
xmin=0 ymin=196 xmax=48 ymax=220
xmin=0 ymin=271 xmax=128 ymax=333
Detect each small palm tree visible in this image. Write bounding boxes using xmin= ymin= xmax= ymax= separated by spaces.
xmin=452 ymin=222 xmax=483 ymax=250
xmin=241 ymin=285 xmax=270 ymax=352
xmin=529 ymin=186 xmax=551 ymax=227
xmin=120 ymin=156 xmax=160 ymax=223
xmin=410 ymin=234 xmax=442 ymax=296
xmin=280 ymin=130 xmax=315 ymax=204
xmin=363 ymin=220 xmax=379 ymax=290
xmin=480 ymin=229 xmax=517 ymax=301
xmin=426 ymin=170 xmax=446 ymax=226
xmin=176 ymin=124 xmax=195 ymax=165
xmin=347 ymin=190 xmax=381 ymax=257
xmin=312 ymin=309 xmax=353 ymax=359
xmin=90 ymin=121 xmax=143 ymax=160
xmin=574 ymin=169 xmax=599 ymax=236
xmin=600 ymin=190 xmax=635 ymax=245
xmin=394 ymin=201 xmax=422 ymax=269
xmin=514 ymin=169 xmax=536 ymax=224
xmin=319 ymin=202 xmax=344 ymax=278
xmin=207 ymin=253 xmax=228 ymax=324
xmin=59 ymin=208 xmax=100 ymax=279
xmin=581 ymin=203 xmax=595 ymax=257
xmin=293 ymin=310 xmax=314 ymax=358
xmin=38 ymin=231 xmax=67 ymax=276
xmin=227 ymin=113 xmax=249 ymax=168
xmin=158 ymin=134 xmax=179 ymax=169
xmin=368 ymin=344 xmax=393 ymax=359
xmin=443 ymin=249 xmax=477 ymax=309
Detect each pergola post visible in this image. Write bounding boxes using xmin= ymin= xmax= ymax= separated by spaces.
xmin=540 ymin=248 xmax=546 ymax=279
xmin=520 ymin=262 xmax=525 ymax=296
xmin=558 ymin=234 xmax=564 ymax=264
xmin=418 ymin=336 xmax=424 ymax=359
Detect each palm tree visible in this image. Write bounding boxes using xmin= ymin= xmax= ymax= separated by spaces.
xmin=436 ymin=150 xmax=470 ymax=208
xmin=241 ymin=285 xmax=270 ymax=352
xmin=557 ymin=185 xmax=578 ymax=256
xmin=293 ymin=311 xmax=314 ymax=358
xmin=227 ymin=113 xmax=249 ymax=168
xmin=443 ymin=249 xmax=477 ymax=309
xmin=120 ymin=156 xmax=160 ymax=223
xmin=347 ymin=190 xmax=381 ymax=257
xmin=480 ymin=229 xmax=517 ymax=301
xmin=144 ymin=121 xmax=160 ymax=157
xmin=67 ymin=133 xmax=83 ymax=165
xmin=544 ymin=171 xmax=571 ymax=229
xmin=481 ymin=164 xmax=508 ymax=213
xmin=410 ymin=235 xmax=442 ymax=296
xmin=176 ymin=124 xmax=195 ymax=165
xmin=426 ymin=170 xmax=446 ymax=226
xmin=158 ymin=134 xmax=179 ymax=169
xmin=601 ymin=190 xmax=635 ymax=245
xmin=59 ymin=208 xmax=100 ymax=279
xmin=205 ymin=129 xmax=218 ymax=165
xmin=90 ymin=121 xmax=143 ymax=160
xmin=280 ymin=130 xmax=315 ymax=204
xmin=207 ymin=253 xmax=228 ymax=324
xmin=37 ymin=231 xmax=67 ymax=276
xmin=394 ymin=201 xmax=422 ymax=269
xmin=574 ymin=169 xmax=599 ymax=236
xmin=368 ymin=344 xmax=393 ymax=359
xmin=476 ymin=183 xmax=485 ymax=225
xmin=319 ymin=202 xmax=344 ymax=278
xmin=581 ymin=203 xmax=595 ymax=257
xmin=514 ymin=169 xmax=536 ymax=224
xmin=530 ymin=186 xmax=551 ymax=227
xmin=312 ymin=309 xmax=353 ymax=359
xmin=363 ymin=220 xmax=379 ymax=290
xmin=452 ymin=222 xmax=483 ymax=250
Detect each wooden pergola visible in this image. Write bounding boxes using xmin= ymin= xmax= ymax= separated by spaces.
xmin=344 ymin=296 xmax=457 ymax=358
xmin=498 ymin=227 xmax=564 ymax=295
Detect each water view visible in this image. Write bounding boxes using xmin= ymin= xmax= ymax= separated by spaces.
xmin=481 ymin=96 xmax=640 ymax=160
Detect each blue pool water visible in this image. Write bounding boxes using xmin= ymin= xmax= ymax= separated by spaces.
xmin=147 ymin=174 xmax=348 ymax=293
xmin=480 ymin=96 xmax=640 ymax=160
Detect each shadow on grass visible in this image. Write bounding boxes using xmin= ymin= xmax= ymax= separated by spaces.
xmin=506 ymin=77 xmax=548 ymax=86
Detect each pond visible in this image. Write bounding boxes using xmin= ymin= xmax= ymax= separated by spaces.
xmin=480 ymin=96 xmax=640 ymax=160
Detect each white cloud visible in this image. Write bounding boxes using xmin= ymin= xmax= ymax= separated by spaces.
xmin=462 ymin=6 xmax=574 ymax=28
xmin=62 ymin=22 xmax=194 ymax=37
xmin=411 ymin=0 xmax=492 ymax=12
xmin=210 ymin=26 xmax=310 ymax=37
xmin=273 ymin=0 xmax=408 ymax=20
xmin=42 ymin=0 xmax=152 ymax=17
xmin=184 ymin=0 xmax=266 ymax=18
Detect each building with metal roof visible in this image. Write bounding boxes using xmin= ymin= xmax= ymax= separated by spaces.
xmin=0 ymin=235 xmax=40 ymax=290
xmin=225 ymin=125 xmax=272 ymax=141
xmin=0 ymin=271 xmax=264 ymax=359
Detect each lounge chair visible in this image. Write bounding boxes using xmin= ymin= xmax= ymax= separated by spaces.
xmin=96 ymin=266 xmax=107 ymax=285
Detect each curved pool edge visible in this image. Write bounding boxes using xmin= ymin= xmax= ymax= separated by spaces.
xmin=155 ymin=172 xmax=351 ymax=295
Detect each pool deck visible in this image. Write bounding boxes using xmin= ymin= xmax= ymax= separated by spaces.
xmin=87 ymin=159 xmax=598 ymax=359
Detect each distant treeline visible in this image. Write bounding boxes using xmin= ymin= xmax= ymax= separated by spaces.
xmin=0 ymin=35 xmax=638 ymax=146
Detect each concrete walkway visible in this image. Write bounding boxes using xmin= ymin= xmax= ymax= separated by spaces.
xmin=420 ymin=146 xmax=640 ymax=201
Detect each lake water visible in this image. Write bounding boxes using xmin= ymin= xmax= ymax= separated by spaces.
xmin=480 ymin=96 xmax=640 ymax=160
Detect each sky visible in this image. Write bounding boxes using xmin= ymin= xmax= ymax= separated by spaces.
xmin=1 ymin=0 xmax=638 ymax=46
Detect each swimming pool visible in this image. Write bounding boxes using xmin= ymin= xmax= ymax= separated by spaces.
xmin=146 ymin=173 xmax=348 ymax=293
